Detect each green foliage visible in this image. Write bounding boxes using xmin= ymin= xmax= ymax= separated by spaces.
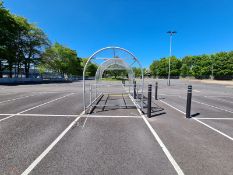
xmin=0 ymin=3 xmax=19 ymax=77
xmin=0 ymin=2 xmax=50 ymax=78
xmin=104 ymin=69 xmax=128 ymax=79
xmin=41 ymin=43 xmax=82 ymax=77
xmin=132 ymin=67 xmax=146 ymax=78
xmin=150 ymin=56 xmax=181 ymax=77
xmin=132 ymin=67 xmax=141 ymax=77
xmin=189 ymin=54 xmax=212 ymax=79
xmin=211 ymin=52 xmax=233 ymax=79
xmin=150 ymin=60 xmax=159 ymax=77
xmin=170 ymin=57 xmax=182 ymax=76
xmin=13 ymin=16 xmax=50 ymax=78
xmin=180 ymin=64 xmax=190 ymax=77
xmin=150 ymin=53 xmax=233 ymax=80
xmin=82 ymin=58 xmax=98 ymax=77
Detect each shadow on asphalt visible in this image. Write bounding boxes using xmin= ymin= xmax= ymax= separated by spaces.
xmin=191 ymin=113 xmax=201 ymax=117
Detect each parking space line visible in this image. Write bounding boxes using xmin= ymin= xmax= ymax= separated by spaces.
xmin=0 ymin=94 xmax=37 ymax=104
xmin=21 ymin=111 xmax=84 ymax=175
xmin=195 ymin=118 xmax=233 ymax=120
xmin=203 ymin=96 xmax=233 ymax=99
xmin=160 ymin=100 xmax=186 ymax=115
xmin=193 ymin=90 xmax=200 ymax=93
xmin=21 ymin=94 xmax=103 ymax=174
xmin=82 ymin=115 xmax=141 ymax=118
xmin=159 ymin=99 xmax=233 ymax=142
xmin=178 ymin=96 xmax=233 ymax=114
xmin=159 ymin=94 xmax=181 ymax=96
xmin=192 ymin=100 xmax=233 ymax=114
xmin=129 ymin=95 xmax=185 ymax=175
xmin=0 ymin=93 xmax=74 ymax=123
xmin=193 ymin=118 xmax=233 ymax=141
xmin=204 ymin=96 xmax=233 ymax=104
xmin=0 ymin=113 xmax=78 ymax=117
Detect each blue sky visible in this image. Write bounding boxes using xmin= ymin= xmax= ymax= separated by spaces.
xmin=4 ymin=0 xmax=233 ymax=67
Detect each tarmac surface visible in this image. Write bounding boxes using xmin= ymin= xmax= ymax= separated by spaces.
xmin=0 ymin=79 xmax=232 ymax=175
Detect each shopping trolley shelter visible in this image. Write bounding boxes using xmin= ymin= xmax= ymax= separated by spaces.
xmin=0 ymin=47 xmax=233 ymax=175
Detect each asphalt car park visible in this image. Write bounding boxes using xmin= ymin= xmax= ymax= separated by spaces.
xmin=0 ymin=80 xmax=232 ymax=175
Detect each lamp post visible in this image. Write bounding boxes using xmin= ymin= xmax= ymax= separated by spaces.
xmin=211 ymin=56 xmax=214 ymax=80
xmin=167 ymin=31 xmax=177 ymax=86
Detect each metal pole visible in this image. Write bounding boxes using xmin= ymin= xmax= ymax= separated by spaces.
xmin=211 ymin=64 xmax=214 ymax=80
xmin=186 ymin=85 xmax=192 ymax=118
xmin=155 ymin=82 xmax=158 ymax=100
xmin=147 ymin=84 xmax=152 ymax=118
xmin=129 ymin=82 xmax=131 ymax=94
xmin=168 ymin=34 xmax=172 ymax=86
xmin=133 ymin=80 xmax=137 ymax=99
xmin=211 ymin=58 xmax=214 ymax=80
xmin=95 ymin=79 xmax=97 ymax=98
xmin=83 ymin=71 xmax=86 ymax=113
xmin=167 ymin=31 xmax=176 ymax=86
xmin=90 ymin=85 xmax=92 ymax=105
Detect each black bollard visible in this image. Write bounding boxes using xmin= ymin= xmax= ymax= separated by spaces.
xmin=155 ymin=82 xmax=158 ymax=100
xmin=133 ymin=80 xmax=137 ymax=99
xmin=186 ymin=85 xmax=192 ymax=118
xmin=147 ymin=84 xmax=152 ymax=118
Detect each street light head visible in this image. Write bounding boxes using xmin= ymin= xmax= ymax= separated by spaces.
xmin=167 ymin=31 xmax=177 ymax=35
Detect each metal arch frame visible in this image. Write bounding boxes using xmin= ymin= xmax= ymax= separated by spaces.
xmin=95 ymin=58 xmax=135 ymax=82
xmin=83 ymin=46 xmax=144 ymax=112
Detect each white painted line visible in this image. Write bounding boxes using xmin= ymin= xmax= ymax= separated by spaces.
xmin=0 ymin=114 xmax=78 ymax=118
xmin=129 ymin=94 xmax=185 ymax=175
xmin=82 ymin=115 xmax=141 ymax=118
xmin=195 ymin=118 xmax=233 ymax=120
xmin=193 ymin=118 xmax=233 ymax=141
xmin=21 ymin=111 xmax=84 ymax=175
xmin=0 ymin=93 xmax=74 ymax=123
xmin=203 ymin=95 xmax=233 ymax=98
xmin=177 ymin=96 xmax=233 ymax=114
xmin=82 ymin=101 xmax=140 ymax=127
xmin=82 ymin=114 xmax=89 ymax=128
xmin=159 ymin=94 xmax=180 ymax=96
xmin=193 ymin=90 xmax=200 ymax=93
xmin=204 ymin=96 xmax=233 ymax=104
xmin=159 ymin=100 xmax=233 ymax=142
xmin=0 ymin=94 xmax=37 ymax=104
xmin=160 ymin=100 xmax=186 ymax=115
xmin=192 ymin=100 xmax=233 ymax=114
xmin=141 ymin=114 xmax=185 ymax=175
xmin=0 ymin=92 xmax=19 ymax=96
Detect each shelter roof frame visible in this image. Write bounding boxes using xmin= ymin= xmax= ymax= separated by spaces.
xmin=83 ymin=46 xmax=144 ymax=112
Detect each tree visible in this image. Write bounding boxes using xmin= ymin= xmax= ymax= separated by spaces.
xmin=82 ymin=58 xmax=98 ymax=77
xmin=0 ymin=2 xmax=19 ymax=77
xmin=132 ymin=67 xmax=141 ymax=78
xmin=157 ymin=58 xmax=168 ymax=77
xmin=180 ymin=64 xmax=189 ymax=77
xmin=190 ymin=55 xmax=211 ymax=79
xmin=169 ymin=56 xmax=182 ymax=76
xmin=150 ymin=60 xmax=159 ymax=77
xmin=211 ymin=52 xmax=233 ymax=80
xmin=41 ymin=43 xmax=82 ymax=77
xmin=150 ymin=57 xmax=181 ymax=77
xmin=0 ymin=2 xmax=50 ymax=78
xmin=132 ymin=67 xmax=145 ymax=78
xmin=13 ymin=16 xmax=50 ymax=78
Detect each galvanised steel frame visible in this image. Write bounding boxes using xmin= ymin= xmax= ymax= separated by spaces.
xmin=83 ymin=46 xmax=144 ymax=113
